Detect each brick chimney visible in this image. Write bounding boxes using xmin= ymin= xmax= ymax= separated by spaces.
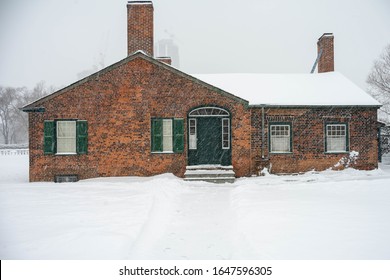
xmin=317 ymin=33 xmax=334 ymax=73
xmin=127 ymin=1 xmax=154 ymax=56
xmin=156 ymin=57 xmax=172 ymax=65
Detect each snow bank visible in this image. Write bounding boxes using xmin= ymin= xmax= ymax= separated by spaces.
xmin=1 ymin=155 xmax=390 ymax=259
xmin=0 ymin=174 xmax=185 ymax=259
xmin=232 ymin=169 xmax=390 ymax=259
xmin=0 ymin=153 xmax=29 ymax=183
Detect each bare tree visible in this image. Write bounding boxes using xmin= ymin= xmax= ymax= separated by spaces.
xmin=15 ymin=81 xmax=55 ymax=143
xmin=0 ymin=87 xmax=19 ymax=144
xmin=0 ymin=81 xmax=55 ymax=144
xmin=27 ymin=81 xmax=54 ymax=103
xmin=367 ymin=44 xmax=390 ymax=124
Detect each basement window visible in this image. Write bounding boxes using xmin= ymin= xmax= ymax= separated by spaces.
xmin=55 ymin=175 xmax=79 ymax=183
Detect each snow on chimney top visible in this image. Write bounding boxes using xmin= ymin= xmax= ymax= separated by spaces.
xmin=317 ymin=33 xmax=334 ymax=73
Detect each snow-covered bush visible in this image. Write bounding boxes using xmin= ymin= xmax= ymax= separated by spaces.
xmin=260 ymin=167 xmax=271 ymax=176
xmin=334 ymin=151 xmax=359 ymax=169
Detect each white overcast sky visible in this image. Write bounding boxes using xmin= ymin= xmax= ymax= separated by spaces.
xmin=0 ymin=0 xmax=389 ymax=90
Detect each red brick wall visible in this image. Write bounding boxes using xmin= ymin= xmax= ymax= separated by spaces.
xmin=156 ymin=57 xmax=172 ymax=65
xmin=250 ymin=107 xmax=379 ymax=174
xmin=28 ymin=57 xmax=252 ymax=181
xmin=27 ymin=56 xmax=379 ymax=181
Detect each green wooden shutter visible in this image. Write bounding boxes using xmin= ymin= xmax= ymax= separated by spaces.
xmin=76 ymin=120 xmax=88 ymax=154
xmin=152 ymin=119 xmax=163 ymax=152
xmin=173 ymin=119 xmax=184 ymax=153
xmin=43 ymin=120 xmax=56 ymax=154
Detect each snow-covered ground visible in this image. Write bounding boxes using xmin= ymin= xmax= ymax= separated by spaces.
xmin=1 ymin=153 xmax=390 ymax=260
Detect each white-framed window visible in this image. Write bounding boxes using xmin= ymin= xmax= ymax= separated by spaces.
xmin=162 ymin=119 xmax=173 ymax=152
xmin=326 ymin=124 xmax=348 ymax=152
xmin=222 ymin=118 xmax=230 ymax=149
xmin=56 ymin=121 xmax=76 ymax=154
xmin=270 ymin=124 xmax=291 ymax=153
xmin=189 ymin=118 xmax=197 ymax=150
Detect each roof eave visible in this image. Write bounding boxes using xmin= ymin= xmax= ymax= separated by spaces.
xmin=20 ymin=107 xmax=46 ymax=113
xmin=249 ymin=104 xmax=381 ymax=109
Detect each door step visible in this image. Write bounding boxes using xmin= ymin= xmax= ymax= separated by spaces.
xmin=184 ymin=165 xmax=235 ymax=184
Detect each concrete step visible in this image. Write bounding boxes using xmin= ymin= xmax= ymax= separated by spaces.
xmin=184 ymin=165 xmax=235 ymax=184
xmin=184 ymin=171 xmax=235 ymax=179
xmin=184 ymin=177 xmax=235 ymax=184
xmin=186 ymin=164 xmax=233 ymax=171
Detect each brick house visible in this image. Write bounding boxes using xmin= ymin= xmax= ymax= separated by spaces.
xmin=22 ymin=1 xmax=380 ymax=182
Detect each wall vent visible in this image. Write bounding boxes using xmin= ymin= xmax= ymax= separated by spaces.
xmin=55 ymin=175 xmax=79 ymax=183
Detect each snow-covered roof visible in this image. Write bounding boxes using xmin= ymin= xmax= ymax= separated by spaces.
xmin=193 ymin=72 xmax=380 ymax=107
xmin=127 ymin=1 xmax=153 ymax=4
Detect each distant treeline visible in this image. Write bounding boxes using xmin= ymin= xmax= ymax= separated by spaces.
xmin=0 ymin=82 xmax=56 ymax=144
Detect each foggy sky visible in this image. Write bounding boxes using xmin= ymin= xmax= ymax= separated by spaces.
xmin=0 ymin=0 xmax=389 ymax=90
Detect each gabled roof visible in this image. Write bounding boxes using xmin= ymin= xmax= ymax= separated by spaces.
xmin=194 ymin=72 xmax=381 ymax=107
xmin=21 ymin=51 xmax=248 ymax=111
xmin=22 ymin=51 xmax=380 ymax=112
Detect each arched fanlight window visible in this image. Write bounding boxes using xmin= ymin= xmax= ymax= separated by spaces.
xmin=189 ymin=107 xmax=230 ymax=117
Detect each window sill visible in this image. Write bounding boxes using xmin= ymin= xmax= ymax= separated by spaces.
xmin=325 ymin=151 xmax=349 ymax=154
xmin=270 ymin=152 xmax=293 ymax=155
xmin=55 ymin=153 xmax=77 ymax=156
xmin=151 ymin=151 xmax=174 ymax=154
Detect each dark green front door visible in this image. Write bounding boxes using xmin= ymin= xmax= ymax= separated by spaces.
xmin=188 ymin=117 xmax=231 ymax=166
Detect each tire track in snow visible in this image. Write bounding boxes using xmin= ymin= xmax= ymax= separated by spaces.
xmin=126 ymin=181 xmax=183 ymax=259
xmin=131 ymin=183 xmax=249 ymax=259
